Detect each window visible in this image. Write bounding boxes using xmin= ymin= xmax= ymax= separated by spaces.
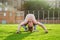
xmin=4 ymin=13 xmax=6 ymax=16
xmin=0 ymin=7 xmax=2 ymax=11
xmin=10 ymin=13 xmax=12 ymax=16
xmin=0 ymin=3 xmax=2 ymax=5
xmin=4 ymin=7 xmax=8 ymax=11
xmin=16 ymin=11 xmax=24 ymax=16
xmin=2 ymin=20 xmax=6 ymax=24
xmin=20 ymin=11 xmax=24 ymax=16
xmin=0 ymin=3 xmax=2 ymax=11
xmin=16 ymin=13 xmax=20 ymax=16
xmin=20 ymin=13 xmax=24 ymax=16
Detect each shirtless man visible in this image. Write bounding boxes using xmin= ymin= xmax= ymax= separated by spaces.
xmin=16 ymin=14 xmax=48 ymax=33
xmin=22 ymin=22 xmax=36 ymax=31
xmin=27 ymin=19 xmax=35 ymax=32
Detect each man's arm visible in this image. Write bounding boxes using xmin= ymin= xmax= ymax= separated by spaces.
xmin=16 ymin=24 xmax=21 ymax=33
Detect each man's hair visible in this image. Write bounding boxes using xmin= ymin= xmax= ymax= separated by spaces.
xmin=28 ymin=26 xmax=33 ymax=32
xmin=27 ymin=19 xmax=34 ymax=32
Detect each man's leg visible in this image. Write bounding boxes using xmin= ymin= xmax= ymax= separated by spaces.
xmin=22 ymin=24 xmax=28 ymax=31
xmin=34 ymin=25 xmax=36 ymax=30
xmin=22 ymin=25 xmax=37 ymax=32
xmin=22 ymin=24 xmax=37 ymax=31
xmin=35 ymin=22 xmax=48 ymax=33
xmin=32 ymin=18 xmax=48 ymax=33
xmin=22 ymin=25 xmax=27 ymax=31
xmin=33 ymin=24 xmax=40 ymax=32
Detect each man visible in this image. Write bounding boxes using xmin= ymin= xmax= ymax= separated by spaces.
xmin=16 ymin=14 xmax=48 ymax=33
xmin=27 ymin=19 xmax=34 ymax=32
xmin=22 ymin=23 xmax=36 ymax=31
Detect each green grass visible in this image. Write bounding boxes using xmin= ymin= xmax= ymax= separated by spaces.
xmin=0 ymin=24 xmax=60 ymax=40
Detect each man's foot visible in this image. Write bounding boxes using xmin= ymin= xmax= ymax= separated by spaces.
xmin=33 ymin=30 xmax=39 ymax=32
xmin=16 ymin=31 xmax=20 ymax=34
xmin=24 ymin=30 xmax=28 ymax=32
xmin=45 ymin=30 xmax=48 ymax=33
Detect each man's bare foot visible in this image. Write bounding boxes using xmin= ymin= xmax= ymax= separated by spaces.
xmin=33 ymin=30 xmax=39 ymax=32
xmin=16 ymin=31 xmax=20 ymax=34
xmin=45 ymin=30 xmax=48 ymax=33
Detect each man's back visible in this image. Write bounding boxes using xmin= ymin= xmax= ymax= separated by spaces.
xmin=25 ymin=14 xmax=36 ymax=21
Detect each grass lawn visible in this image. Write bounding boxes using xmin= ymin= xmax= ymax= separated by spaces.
xmin=0 ymin=24 xmax=60 ymax=40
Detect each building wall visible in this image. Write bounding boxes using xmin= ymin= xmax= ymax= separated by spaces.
xmin=0 ymin=10 xmax=24 ymax=24
xmin=0 ymin=11 xmax=2 ymax=23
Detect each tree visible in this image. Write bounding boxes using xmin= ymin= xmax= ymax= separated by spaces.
xmin=23 ymin=0 xmax=50 ymax=19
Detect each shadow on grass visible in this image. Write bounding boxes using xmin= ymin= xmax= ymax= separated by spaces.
xmin=4 ymin=32 xmax=32 ymax=40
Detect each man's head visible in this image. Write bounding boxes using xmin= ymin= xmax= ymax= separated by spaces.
xmin=28 ymin=20 xmax=33 ymax=32
xmin=28 ymin=26 xmax=33 ymax=32
xmin=28 ymin=19 xmax=33 ymax=27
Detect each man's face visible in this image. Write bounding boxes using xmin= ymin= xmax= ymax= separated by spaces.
xmin=27 ymin=20 xmax=33 ymax=32
xmin=28 ymin=20 xmax=33 ymax=27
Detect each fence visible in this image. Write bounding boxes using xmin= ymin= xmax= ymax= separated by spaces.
xmin=24 ymin=10 xmax=60 ymax=24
